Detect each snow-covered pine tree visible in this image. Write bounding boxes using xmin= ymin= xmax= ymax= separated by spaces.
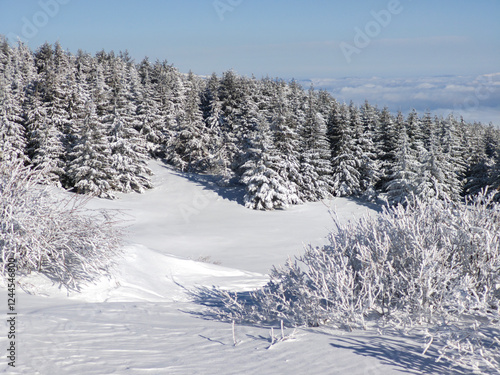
xmin=240 ymin=117 xmax=292 ymax=210
xmin=0 ymin=36 xmax=11 ymax=77
xmin=29 ymin=42 xmax=76 ymax=183
xmin=437 ymin=114 xmax=466 ymax=200
xmin=268 ymin=79 xmax=302 ymax=205
xmin=484 ymin=124 xmax=500 ymax=198
xmin=105 ymin=54 xmax=153 ymax=193
xmin=420 ymin=111 xmax=436 ymax=151
xmin=287 ymin=79 xmax=307 ymax=128
xmin=218 ymin=70 xmax=254 ymax=178
xmin=108 ymin=114 xmax=153 ymax=194
xmin=36 ymin=42 xmax=74 ymax=129
xmin=316 ymin=89 xmax=335 ymax=121
xmin=135 ymin=57 xmax=165 ymax=157
xmin=489 ymin=150 xmax=500 ymax=200
xmin=384 ymin=112 xmax=420 ymax=205
xmin=0 ymin=40 xmax=27 ymax=161
xmin=237 ymin=77 xmax=268 ymax=171
xmin=0 ymin=74 xmax=26 ymax=162
xmin=416 ymin=121 xmax=460 ymax=202
xmin=329 ymin=102 xmax=361 ymax=197
xmin=229 ymin=74 xmax=263 ymax=176
xmin=406 ymin=108 xmax=426 ymax=158
xmin=12 ymin=40 xmax=37 ymax=109
xmin=89 ymin=53 xmax=111 ymax=119
xmin=287 ymin=79 xmax=308 ymax=189
xmin=1 ymin=40 xmax=32 ymax=164
xmin=326 ymin=98 xmax=342 ymax=148
xmin=152 ymin=61 xmax=185 ymax=158
xmin=166 ymin=71 xmax=212 ymax=172
xmin=201 ymin=73 xmax=227 ymax=175
xmin=67 ymin=50 xmax=93 ymax=143
xmin=358 ymin=100 xmax=380 ymax=196
xmin=298 ymin=87 xmax=333 ymax=200
xmin=463 ymin=122 xmax=494 ymax=197
xmin=376 ymin=107 xmax=398 ymax=189
xmin=135 ymin=59 xmax=176 ymax=158
xmin=484 ymin=123 xmax=500 ymax=161
xmin=24 ymin=90 xmax=65 ymax=185
xmin=67 ymin=100 xmax=116 ymax=198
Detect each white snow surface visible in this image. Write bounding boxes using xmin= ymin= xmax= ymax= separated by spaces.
xmin=0 ymin=162 xmax=452 ymax=374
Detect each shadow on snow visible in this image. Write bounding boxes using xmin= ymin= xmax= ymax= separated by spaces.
xmin=187 ymin=284 xmax=474 ymax=375
xmin=328 ymin=334 xmax=470 ymax=375
xmin=159 ymin=161 xmax=386 ymax=212
xmin=159 ymin=162 xmax=246 ymax=206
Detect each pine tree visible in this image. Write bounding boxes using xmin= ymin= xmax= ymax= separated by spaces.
xmin=201 ymin=73 xmax=226 ymax=175
xmin=268 ymin=80 xmax=302 ymax=204
xmin=108 ymin=114 xmax=153 ymax=194
xmin=25 ymin=90 xmax=65 ymax=185
xmin=139 ymin=59 xmax=178 ymax=157
xmin=166 ymin=72 xmax=211 ymax=172
xmin=136 ymin=57 xmax=164 ymax=157
xmin=12 ymin=40 xmax=37 ymax=110
xmin=0 ymin=74 xmax=26 ymax=161
xmin=406 ymin=109 xmax=426 ymax=158
xmin=241 ymin=120 xmax=292 ymax=210
xmin=416 ymin=123 xmax=460 ymax=202
xmin=103 ymin=54 xmax=153 ymax=193
xmin=420 ymin=111 xmax=435 ymax=151
xmin=385 ymin=113 xmax=420 ymax=205
xmin=298 ymin=87 xmax=333 ymax=200
xmin=161 ymin=62 xmax=187 ymax=155
xmin=0 ymin=36 xmax=11 ymax=77
xmin=437 ymin=114 xmax=466 ymax=200
xmin=316 ymin=89 xmax=335 ymax=120
xmin=287 ymin=79 xmax=307 ymax=128
xmin=1 ymin=39 xmax=30 ymax=163
xmin=489 ymin=144 xmax=500 ymax=199
xmin=67 ymin=50 xmax=93 ymax=149
xmin=485 ymin=124 xmax=500 ymax=198
xmin=234 ymin=75 xmax=264 ymax=175
xmin=357 ymin=101 xmax=380 ymax=196
xmin=376 ymin=107 xmax=398 ymax=188
xmin=463 ymin=122 xmax=493 ymax=197
xmin=67 ymin=101 xmax=116 ymax=198
xmin=218 ymin=70 xmax=251 ymax=176
xmin=31 ymin=42 xmax=76 ymax=183
xmin=330 ymin=103 xmax=361 ymax=197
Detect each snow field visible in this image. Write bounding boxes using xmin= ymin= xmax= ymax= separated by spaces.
xmin=0 ymin=162 xmax=455 ymax=374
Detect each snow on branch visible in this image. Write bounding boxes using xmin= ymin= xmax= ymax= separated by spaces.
xmin=197 ymin=193 xmax=500 ymax=372
xmin=0 ymin=160 xmax=123 ymax=290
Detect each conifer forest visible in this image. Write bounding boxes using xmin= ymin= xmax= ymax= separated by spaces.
xmin=1 ymin=38 xmax=499 ymax=209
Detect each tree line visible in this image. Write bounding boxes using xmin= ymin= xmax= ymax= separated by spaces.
xmin=1 ymin=37 xmax=499 ymax=208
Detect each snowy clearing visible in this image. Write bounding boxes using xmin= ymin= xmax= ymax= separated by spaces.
xmin=0 ymin=162 xmax=466 ymax=374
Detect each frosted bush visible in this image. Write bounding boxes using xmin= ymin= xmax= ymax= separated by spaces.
xmin=0 ymin=161 xmax=123 ymax=289
xmin=197 ymin=192 xmax=500 ymax=372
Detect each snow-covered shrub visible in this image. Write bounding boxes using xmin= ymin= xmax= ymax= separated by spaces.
xmin=197 ymin=192 xmax=500 ymax=371
xmin=436 ymin=322 xmax=500 ymax=373
xmin=0 ymin=161 xmax=123 ymax=289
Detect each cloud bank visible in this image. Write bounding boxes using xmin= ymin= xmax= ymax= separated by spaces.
xmin=301 ymin=73 xmax=500 ymax=125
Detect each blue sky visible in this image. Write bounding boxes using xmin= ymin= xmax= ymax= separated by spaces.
xmin=1 ymin=0 xmax=499 ymax=124
xmin=1 ymin=0 xmax=499 ymax=79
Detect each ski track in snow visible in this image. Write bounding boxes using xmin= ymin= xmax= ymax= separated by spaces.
xmin=0 ymin=162 xmax=458 ymax=374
